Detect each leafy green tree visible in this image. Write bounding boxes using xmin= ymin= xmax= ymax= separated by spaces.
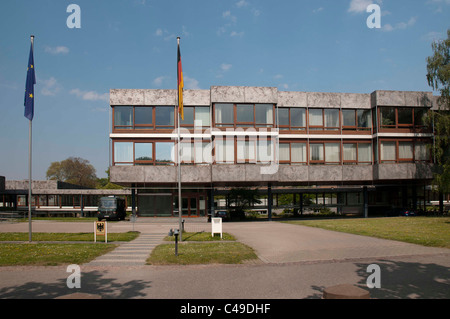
xmin=46 ymin=157 xmax=97 ymax=188
xmin=426 ymin=29 xmax=450 ymax=199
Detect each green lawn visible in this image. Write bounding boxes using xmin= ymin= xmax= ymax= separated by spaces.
xmin=282 ymin=217 xmax=450 ymax=248
xmin=0 ymin=231 xmax=140 ymax=266
xmin=147 ymin=242 xmax=258 ymax=265
xmin=0 ymin=243 xmax=117 ymax=266
xmin=0 ymin=231 xmax=140 ymax=242
xmin=164 ymin=231 xmax=236 ymax=242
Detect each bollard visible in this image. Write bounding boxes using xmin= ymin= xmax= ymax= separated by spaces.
xmin=323 ymin=284 xmax=370 ymax=299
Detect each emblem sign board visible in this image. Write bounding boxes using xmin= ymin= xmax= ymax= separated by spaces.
xmin=211 ymin=217 xmax=222 ymax=239
xmin=94 ymin=221 xmax=107 ymax=243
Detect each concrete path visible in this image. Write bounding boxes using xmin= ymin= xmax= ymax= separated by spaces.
xmin=223 ymin=221 xmax=450 ymax=264
xmin=84 ymin=232 xmax=167 ymax=267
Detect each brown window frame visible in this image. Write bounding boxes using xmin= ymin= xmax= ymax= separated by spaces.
xmin=278 ymin=107 xmax=307 ymax=132
xmin=112 ymin=106 xmax=176 ymax=132
xmin=213 ymin=103 xmax=275 ymax=129
xmin=342 ymin=141 xmax=373 ymax=165
xmin=308 ymin=108 xmax=341 ymax=133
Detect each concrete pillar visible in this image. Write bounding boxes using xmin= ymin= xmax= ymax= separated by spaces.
xmin=268 ymin=183 xmax=272 ymax=221
xmin=131 ymin=184 xmax=136 ymax=217
xmin=412 ymin=185 xmax=417 ymax=211
xmin=363 ymin=186 xmax=368 ymax=218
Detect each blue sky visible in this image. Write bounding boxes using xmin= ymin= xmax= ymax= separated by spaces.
xmin=0 ymin=0 xmax=449 ymax=181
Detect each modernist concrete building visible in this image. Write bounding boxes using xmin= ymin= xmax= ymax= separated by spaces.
xmin=0 ymin=177 xmax=131 ymax=217
xmin=108 ymin=86 xmax=439 ymax=218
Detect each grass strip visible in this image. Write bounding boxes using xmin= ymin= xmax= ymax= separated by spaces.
xmin=0 ymin=232 xmax=140 ymax=243
xmin=147 ymin=242 xmax=257 ymax=265
xmin=0 ymin=243 xmax=117 ymax=266
xmin=164 ymin=232 xmax=236 ymax=242
xmin=282 ymin=217 xmax=450 ymax=248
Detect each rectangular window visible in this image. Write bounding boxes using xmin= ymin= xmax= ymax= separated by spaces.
xmin=215 ymin=138 xmax=234 ymax=163
xmin=182 ymin=107 xmax=195 ymax=126
xmin=380 ymin=141 xmax=396 ymax=162
xmin=134 ymin=107 xmax=153 ymax=129
xmin=414 ymin=108 xmax=428 ymax=128
xmin=195 ymin=107 xmax=211 ymax=127
xmin=278 ymin=108 xmax=290 ymax=130
xmin=180 ymin=142 xmax=194 ymax=164
xmin=380 ymin=108 xmax=395 ymax=128
xmin=309 ymin=109 xmax=323 ymax=130
xmin=195 ymin=141 xmax=212 ymax=163
xmin=114 ymin=142 xmax=133 ymax=165
xmin=257 ymin=139 xmax=274 ymax=163
xmin=358 ymin=143 xmax=372 ymax=163
xmin=114 ymin=106 xmax=133 ymax=129
xmin=415 ymin=142 xmax=429 ymax=161
xmin=342 ymin=110 xmax=356 ymax=127
xmin=215 ymin=104 xmax=234 ymax=127
xmin=279 ymin=143 xmax=290 ymax=162
xmin=398 ymin=141 xmax=413 ymax=161
xmin=155 ymin=142 xmax=174 ymax=164
xmin=310 ymin=143 xmax=324 ymax=163
xmin=135 ymin=143 xmax=153 ymax=164
xmin=357 ymin=110 xmax=372 ymax=129
xmin=237 ymin=139 xmax=256 ymax=163
xmin=343 ymin=143 xmax=357 ymax=163
xmin=398 ymin=108 xmax=413 ymax=126
xmin=324 ymin=109 xmax=339 ymax=131
xmin=325 ymin=143 xmax=340 ymax=163
xmin=236 ymin=104 xmax=254 ymax=125
xmin=290 ymin=108 xmax=306 ymax=129
xmin=155 ymin=106 xmax=174 ymax=129
xmin=255 ymin=104 xmax=274 ymax=127
xmin=291 ymin=143 xmax=307 ymax=164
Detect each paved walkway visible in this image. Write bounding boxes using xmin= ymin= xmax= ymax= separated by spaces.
xmin=84 ymin=232 xmax=167 ymax=267
xmin=223 ymin=221 xmax=450 ymax=264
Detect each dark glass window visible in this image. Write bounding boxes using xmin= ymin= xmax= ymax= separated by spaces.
xmin=135 ymin=107 xmax=153 ymax=129
xmin=155 ymin=106 xmax=174 ymax=128
xmin=114 ymin=106 xmax=133 ymax=129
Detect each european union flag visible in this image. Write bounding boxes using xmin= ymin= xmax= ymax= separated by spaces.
xmin=24 ymin=41 xmax=36 ymax=121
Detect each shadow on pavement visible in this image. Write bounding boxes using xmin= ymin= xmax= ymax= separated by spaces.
xmin=0 ymin=270 xmax=152 ymax=299
xmin=305 ymin=258 xmax=450 ymax=299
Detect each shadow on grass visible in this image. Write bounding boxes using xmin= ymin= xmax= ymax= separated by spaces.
xmin=0 ymin=270 xmax=151 ymax=299
xmin=305 ymin=259 xmax=450 ymax=299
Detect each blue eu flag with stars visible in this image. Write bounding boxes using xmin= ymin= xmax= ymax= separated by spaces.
xmin=24 ymin=42 xmax=36 ymax=121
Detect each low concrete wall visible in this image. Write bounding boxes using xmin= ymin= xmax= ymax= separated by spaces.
xmin=374 ymin=163 xmax=434 ymax=180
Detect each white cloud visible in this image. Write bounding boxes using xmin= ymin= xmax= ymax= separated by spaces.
xmin=184 ymin=76 xmax=201 ymax=90
xmin=236 ymin=0 xmax=249 ymax=8
xmin=155 ymin=28 xmax=163 ymax=36
xmin=382 ymin=17 xmax=417 ymax=32
xmin=348 ymin=0 xmax=382 ymax=13
xmin=313 ymin=7 xmax=324 ymax=13
xmin=230 ymin=31 xmax=244 ymax=37
xmin=221 ymin=64 xmax=232 ymax=71
xmin=70 ymin=89 xmax=108 ymax=102
xmin=153 ymin=76 xmax=169 ymax=87
xmin=41 ymin=77 xmax=61 ymax=96
xmin=222 ymin=10 xmax=237 ymax=23
xmin=44 ymin=46 xmax=69 ymax=55
xmin=155 ymin=28 xmax=176 ymax=41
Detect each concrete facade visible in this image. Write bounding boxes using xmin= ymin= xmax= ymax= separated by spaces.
xmin=108 ymin=86 xmax=438 ymax=217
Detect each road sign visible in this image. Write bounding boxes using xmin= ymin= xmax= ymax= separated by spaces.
xmin=94 ymin=221 xmax=107 ymax=243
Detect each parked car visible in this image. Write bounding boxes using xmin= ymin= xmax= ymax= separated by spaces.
xmin=385 ymin=207 xmax=416 ymax=217
xmin=215 ymin=210 xmax=229 ymax=221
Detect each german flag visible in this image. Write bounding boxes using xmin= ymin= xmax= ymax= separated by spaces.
xmin=177 ymin=37 xmax=184 ymax=121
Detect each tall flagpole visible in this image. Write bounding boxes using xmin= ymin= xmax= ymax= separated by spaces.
xmin=28 ymin=35 xmax=34 ymax=243
xmin=177 ymin=37 xmax=182 ymax=242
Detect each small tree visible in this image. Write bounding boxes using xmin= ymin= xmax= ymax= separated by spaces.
xmin=46 ymin=157 xmax=97 ymax=188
